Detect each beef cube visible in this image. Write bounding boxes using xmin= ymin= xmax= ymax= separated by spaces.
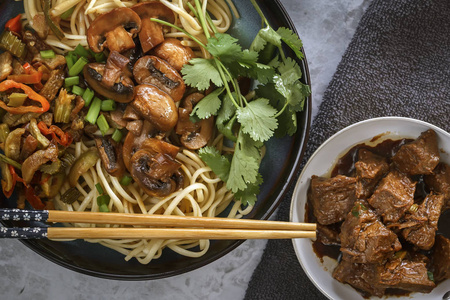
xmin=431 ymin=235 xmax=450 ymax=282
xmin=425 ymin=163 xmax=450 ymax=208
xmin=368 ymin=170 xmax=416 ymax=223
xmin=333 ymin=260 xmax=385 ymax=297
xmin=355 ymin=149 xmax=389 ymax=199
xmin=400 ymin=193 xmax=444 ymax=250
xmin=376 ymin=259 xmax=435 ymax=293
xmin=309 ymin=175 xmax=356 ymax=225
xmin=392 ymin=129 xmax=440 ymax=175
xmin=317 ymin=224 xmax=341 ymax=245
xmin=340 ymin=201 xmax=401 ymax=264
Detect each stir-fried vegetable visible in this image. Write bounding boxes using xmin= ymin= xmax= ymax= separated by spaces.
xmin=0 ymin=80 xmax=49 ymax=114
xmin=68 ymin=149 xmax=99 ymax=187
xmin=37 ymin=121 xmax=73 ymax=147
xmin=0 ymin=30 xmax=26 ymax=59
xmin=54 ymin=88 xmax=75 ymax=123
xmin=0 ymin=123 xmax=10 ymax=143
xmin=5 ymin=14 xmax=22 ymax=34
xmin=43 ymin=0 xmax=65 ymax=40
xmin=29 ymin=118 xmax=50 ymax=148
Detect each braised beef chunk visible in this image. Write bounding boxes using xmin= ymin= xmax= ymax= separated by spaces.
xmin=316 ymin=224 xmax=340 ymax=245
xmin=355 ymin=149 xmax=389 ymax=199
xmin=340 ymin=201 xmax=401 ymax=264
xmin=376 ymin=259 xmax=435 ymax=293
xmin=309 ymin=175 xmax=356 ymax=225
xmin=392 ymin=129 xmax=440 ymax=175
xmin=398 ymin=193 xmax=444 ymax=250
xmin=425 ymin=163 xmax=450 ymax=208
xmin=333 ymin=260 xmax=385 ymax=297
xmin=368 ymin=170 xmax=416 ymax=223
xmin=431 ymin=235 xmax=450 ymax=282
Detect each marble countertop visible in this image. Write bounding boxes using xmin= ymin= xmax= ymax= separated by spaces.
xmin=0 ymin=0 xmax=370 ymax=299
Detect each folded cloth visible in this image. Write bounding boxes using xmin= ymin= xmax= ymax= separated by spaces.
xmin=245 ymin=0 xmax=450 ymax=299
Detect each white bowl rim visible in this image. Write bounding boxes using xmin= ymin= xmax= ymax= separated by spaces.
xmin=289 ymin=116 xmax=450 ymax=300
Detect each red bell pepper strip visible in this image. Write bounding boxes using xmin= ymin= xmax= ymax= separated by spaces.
xmin=7 ymin=72 xmax=43 ymax=84
xmin=0 ymin=80 xmax=50 ymax=114
xmin=25 ymin=185 xmax=45 ymax=210
xmin=37 ymin=121 xmax=73 ymax=147
xmin=5 ymin=14 xmax=22 ymax=34
xmin=3 ymin=164 xmax=27 ymax=198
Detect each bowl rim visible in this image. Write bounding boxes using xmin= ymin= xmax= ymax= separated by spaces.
xmin=289 ymin=116 xmax=450 ymax=299
xmin=1 ymin=0 xmax=313 ymax=280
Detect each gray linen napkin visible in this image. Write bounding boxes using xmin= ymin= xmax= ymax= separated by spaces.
xmin=245 ymin=0 xmax=450 ymax=298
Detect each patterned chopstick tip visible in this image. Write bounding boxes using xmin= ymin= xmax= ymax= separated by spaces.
xmin=0 ymin=227 xmax=48 ymax=239
xmin=0 ymin=209 xmax=49 ymax=222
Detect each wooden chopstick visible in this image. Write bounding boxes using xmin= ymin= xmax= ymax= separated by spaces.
xmin=0 ymin=209 xmax=316 ymax=240
xmin=46 ymin=227 xmax=316 ymax=240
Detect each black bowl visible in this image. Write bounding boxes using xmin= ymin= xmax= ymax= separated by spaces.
xmin=0 ymin=0 xmax=311 ymax=279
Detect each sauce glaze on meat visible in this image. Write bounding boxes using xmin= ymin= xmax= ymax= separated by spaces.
xmin=307 ymin=130 xmax=450 ymax=298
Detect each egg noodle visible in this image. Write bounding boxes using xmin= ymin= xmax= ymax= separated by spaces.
xmin=23 ymin=0 xmax=239 ymax=57
xmin=20 ymin=0 xmax=251 ymax=264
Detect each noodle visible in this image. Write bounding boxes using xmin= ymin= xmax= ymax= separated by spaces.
xmin=19 ymin=0 xmax=252 ymax=264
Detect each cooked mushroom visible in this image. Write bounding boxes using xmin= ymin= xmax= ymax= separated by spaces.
xmin=102 ymin=51 xmax=132 ymax=86
xmin=153 ymin=38 xmax=195 ymax=72
xmin=87 ymin=7 xmax=141 ymax=53
xmin=0 ymin=51 xmax=12 ymax=81
xmin=133 ymin=55 xmax=186 ymax=102
xmin=122 ymin=120 xmax=156 ymax=171
xmin=175 ymin=93 xmax=214 ymax=150
xmin=133 ymin=55 xmax=185 ymax=102
xmin=131 ymin=2 xmax=175 ymax=53
xmin=95 ymin=137 xmax=126 ymax=178
xmin=21 ymin=143 xmax=58 ymax=183
xmin=126 ymin=120 xmax=143 ymax=136
xmin=83 ymin=63 xmax=134 ymax=103
xmin=131 ymin=84 xmax=178 ymax=131
xmin=32 ymin=52 xmax=66 ymax=70
xmin=129 ymin=138 xmax=183 ymax=197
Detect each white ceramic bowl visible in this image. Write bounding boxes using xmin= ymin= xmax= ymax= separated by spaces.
xmin=290 ymin=117 xmax=450 ymax=300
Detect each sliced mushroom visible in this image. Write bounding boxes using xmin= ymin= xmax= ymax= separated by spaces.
xmin=130 ymin=146 xmax=183 ymax=197
xmin=122 ymin=120 xmax=156 ymax=171
xmin=133 ymin=55 xmax=185 ymax=102
xmin=102 ymin=51 xmax=131 ymax=86
xmin=131 ymin=2 xmax=175 ymax=53
xmin=141 ymin=137 xmax=180 ymax=159
xmin=87 ymin=7 xmax=141 ymax=53
xmin=83 ymin=63 xmax=134 ymax=103
xmin=153 ymin=38 xmax=194 ymax=72
xmin=95 ymin=137 xmax=126 ymax=178
xmin=126 ymin=120 xmax=143 ymax=136
xmin=21 ymin=143 xmax=58 ymax=183
xmin=123 ymin=105 xmax=141 ymax=121
xmin=175 ymin=93 xmax=214 ymax=150
xmin=131 ymin=84 xmax=178 ymax=132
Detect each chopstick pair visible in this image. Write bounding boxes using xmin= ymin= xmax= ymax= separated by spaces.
xmin=0 ymin=209 xmax=316 ymax=240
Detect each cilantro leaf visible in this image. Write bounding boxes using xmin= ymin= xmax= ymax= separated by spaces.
xmin=227 ymin=133 xmax=260 ymax=193
xmin=275 ymin=107 xmax=297 ymax=137
xmin=216 ymin=92 xmax=238 ymax=141
xmin=237 ymin=98 xmax=278 ymax=142
xmin=198 ymin=146 xmax=231 ymax=182
xmin=191 ymin=88 xmax=224 ymax=119
xmin=278 ymin=57 xmax=302 ymax=84
xmin=234 ymin=174 xmax=263 ymax=206
xmin=277 ymin=27 xmax=304 ymax=60
xmin=251 ymin=33 xmax=267 ymax=52
xmin=247 ymin=63 xmax=275 ymax=84
xmin=181 ymin=58 xmax=223 ymax=90
xmin=206 ymin=33 xmax=242 ymax=59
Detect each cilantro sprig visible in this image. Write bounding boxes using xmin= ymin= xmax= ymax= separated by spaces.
xmin=153 ymin=0 xmax=310 ymax=206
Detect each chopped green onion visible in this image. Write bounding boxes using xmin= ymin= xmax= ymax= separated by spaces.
xmin=65 ymin=53 xmax=75 ymax=70
xmin=95 ymin=183 xmax=104 ymax=195
xmin=40 ymin=49 xmax=55 ymax=59
xmin=8 ymin=93 xmax=27 ymax=107
xmin=111 ymin=129 xmax=123 ymax=143
xmin=120 ymin=175 xmax=132 ymax=186
xmin=427 ymin=271 xmax=434 ymax=282
xmin=74 ymin=44 xmax=91 ymax=58
xmin=68 ymin=56 xmax=88 ymax=76
xmin=96 ymin=114 xmax=110 ymax=135
xmin=97 ymin=194 xmax=111 ymax=211
xmin=71 ymin=85 xmax=85 ymax=96
xmin=85 ymin=97 xmax=101 ymax=124
xmin=100 ymin=99 xmax=116 ymax=111
xmin=64 ymin=76 xmax=79 ymax=87
xmin=82 ymin=88 xmax=95 ymax=106
xmin=60 ymin=6 xmax=75 ymax=20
